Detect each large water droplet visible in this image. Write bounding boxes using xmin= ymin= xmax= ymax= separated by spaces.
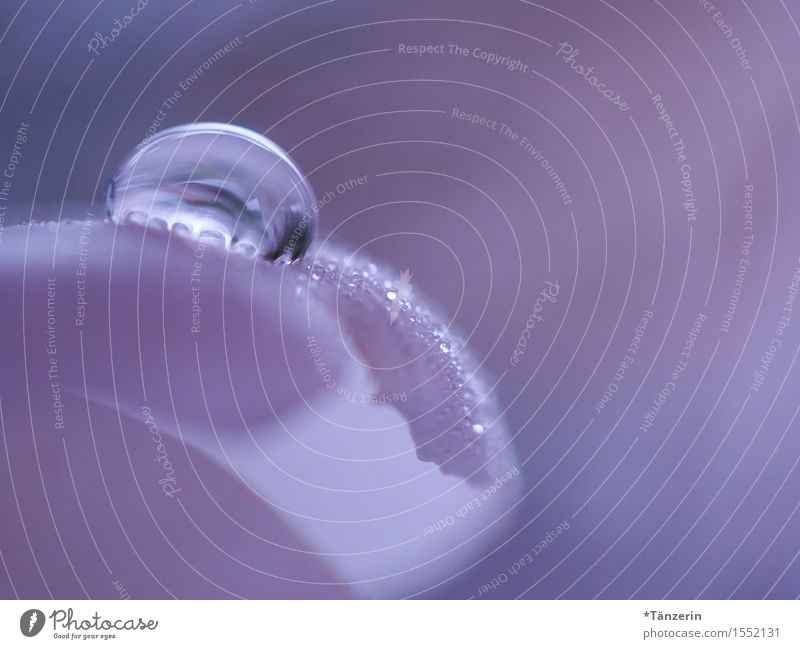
xmin=106 ymin=122 xmax=317 ymax=263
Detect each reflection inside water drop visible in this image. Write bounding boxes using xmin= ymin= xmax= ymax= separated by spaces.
xmin=106 ymin=122 xmax=317 ymax=264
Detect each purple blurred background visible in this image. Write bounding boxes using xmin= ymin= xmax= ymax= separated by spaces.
xmin=1 ymin=0 xmax=800 ymax=598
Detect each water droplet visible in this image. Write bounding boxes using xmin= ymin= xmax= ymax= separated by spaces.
xmin=345 ymin=272 xmax=365 ymax=292
xmin=310 ymin=263 xmax=325 ymax=280
xmin=386 ymin=289 xmax=398 ymax=301
xmin=107 ymin=122 xmax=318 ymax=264
xmin=471 ymin=423 xmax=485 ymax=435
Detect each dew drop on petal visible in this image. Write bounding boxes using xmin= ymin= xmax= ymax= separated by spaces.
xmin=310 ymin=264 xmax=325 ymax=281
xmin=106 ymin=122 xmax=317 ymax=264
